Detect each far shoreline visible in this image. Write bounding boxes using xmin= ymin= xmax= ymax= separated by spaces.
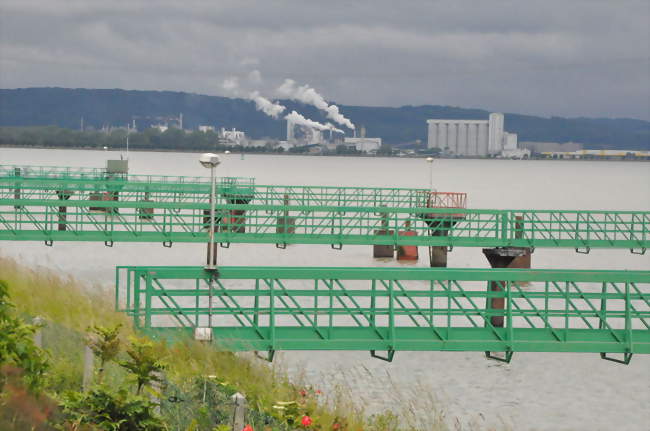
xmin=2 ymin=144 xmax=649 ymax=162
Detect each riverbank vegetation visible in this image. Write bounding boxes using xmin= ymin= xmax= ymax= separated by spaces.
xmin=0 ymin=256 xmax=453 ymax=430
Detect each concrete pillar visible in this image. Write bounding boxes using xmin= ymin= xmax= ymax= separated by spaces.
xmin=231 ymin=392 xmax=247 ymax=431
xmin=482 ymin=247 xmax=531 ymax=327
xmin=373 ymin=208 xmax=394 ymax=258
xmin=428 ymin=223 xmax=450 ymax=267
xmin=56 ymin=190 xmax=72 ymax=231
xmin=13 ymin=167 xmax=22 ymax=209
xmin=276 ymin=194 xmax=295 ymax=234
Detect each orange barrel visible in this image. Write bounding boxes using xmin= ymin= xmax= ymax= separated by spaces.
xmin=397 ymin=230 xmax=419 ymax=261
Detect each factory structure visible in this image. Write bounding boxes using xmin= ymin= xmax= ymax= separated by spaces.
xmin=286 ymin=120 xmax=381 ymax=153
xmin=427 ymin=113 xmax=529 ymax=158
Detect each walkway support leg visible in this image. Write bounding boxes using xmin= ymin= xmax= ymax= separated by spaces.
xmin=482 ymin=247 xmax=531 ymax=327
xmin=373 ymin=209 xmax=394 ymax=258
xmin=429 ymin=229 xmax=448 ymax=267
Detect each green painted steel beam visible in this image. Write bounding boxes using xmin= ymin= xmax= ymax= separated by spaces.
xmin=115 ymin=266 xmax=650 ymax=359
xmin=2 ymin=164 xmax=648 ymax=249
xmin=142 ymin=327 xmax=649 ymax=354
xmin=122 ymin=266 xmax=650 ymax=283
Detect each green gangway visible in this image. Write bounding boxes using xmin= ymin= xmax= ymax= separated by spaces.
xmin=1 ymin=164 xmax=648 ymax=251
xmin=116 ymin=266 xmax=650 ymax=363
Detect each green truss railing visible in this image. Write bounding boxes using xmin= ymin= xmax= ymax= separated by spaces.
xmin=1 ymin=164 xmax=648 ymax=250
xmin=115 ymin=266 xmax=650 ymax=363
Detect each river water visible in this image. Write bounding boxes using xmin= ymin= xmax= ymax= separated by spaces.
xmin=1 ymin=147 xmax=649 ymax=430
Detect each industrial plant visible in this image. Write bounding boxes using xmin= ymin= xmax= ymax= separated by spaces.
xmin=427 ymin=113 xmax=529 ymax=158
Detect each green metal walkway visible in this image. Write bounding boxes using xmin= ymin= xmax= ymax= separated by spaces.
xmin=3 ymin=164 xmax=649 ymax=363
xmin=116 ymin=266 xmax=650 ymax=362
xmin=1 ymin=164 xmax=648 ymax=251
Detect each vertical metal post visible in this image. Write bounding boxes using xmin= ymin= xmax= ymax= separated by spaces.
xmin=389 ymin=280 xmax=395 ymax=349
xmin=195 ymin=279 xmax=200 ymax=326
xmin=134 ymin=275 xmax=142 ymax=329
xmin=253 ymin=279 xmax=260 ymax=326
xmin=370 ymin=279 xmax=376 ymax=325
xmin=144 ymin=275 xmax=153 ymax=329
xmin=269 ymin=280 xmax=275 ymax=351
xmin=625 ymin=281 xmax=632 ymax=353
xmin=208 ymin=276 xmax=213 ymax=329
xmin=83 ymin=345 xmax=94 ymax=392
xmin=207 ymin=166 xmax=217 ymax=269
xmin=314 ymin=279 xmax=318 ymax=327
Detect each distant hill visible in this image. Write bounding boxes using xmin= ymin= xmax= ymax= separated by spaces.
xmin=1 ymin=87 xmax=648 ymax=149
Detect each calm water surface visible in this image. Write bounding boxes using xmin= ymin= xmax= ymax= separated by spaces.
xmin=1 ymin=148 xmax=649 ymax=430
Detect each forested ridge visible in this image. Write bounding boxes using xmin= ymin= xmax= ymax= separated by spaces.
xmin=1 ymin=87 xmax=648 ymax=149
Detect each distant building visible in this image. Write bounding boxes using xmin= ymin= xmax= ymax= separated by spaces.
xmin=219 ymin=127 xmax=246 ymax=145
xmin=427 ymin=113 xmax=518 ymax=157
xmin=152 ymin=124 xmax=168 ymax=133
xmin=198 ymin=125 xmax=215 ymax=133
xmin=520 ymin=141 xmax=583 ymax=153
xmin=344 ymin=137 xmax=382 ymax=153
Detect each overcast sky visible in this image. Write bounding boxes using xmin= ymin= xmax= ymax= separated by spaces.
xmin=1 ymin=0 xmax=648 ymax=120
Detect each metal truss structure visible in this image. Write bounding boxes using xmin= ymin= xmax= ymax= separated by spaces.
xmin=1 ymin=165 xmax=648 ymax=251
xmin=116 ymin=266 xmax=650 ymax=363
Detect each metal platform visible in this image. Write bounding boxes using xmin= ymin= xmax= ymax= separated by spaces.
xmin=115 ymin=266 xmax=650 ymax=362
xmin=1 ymin=165 xmax=648 ymax=250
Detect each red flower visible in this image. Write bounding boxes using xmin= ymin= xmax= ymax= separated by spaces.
xmin=242 ymin=425 xmax=254 ymax=431
xmin=332 ymin=423 xmax=341 ymax=430
xmin=299 ymin=389 xmax=307 ymax=397
xmin=301 ymin=415 xmax=313 ymax=427
xmin=315 ymin=389 xmax=322 ymax=395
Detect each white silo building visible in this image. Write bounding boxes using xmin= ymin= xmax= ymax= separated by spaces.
xmin=427 ymin=113 xmax=515 ymax=157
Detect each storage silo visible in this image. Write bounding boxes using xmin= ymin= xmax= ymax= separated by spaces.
xmin=478 ymin=123 xmax=489 ymax=156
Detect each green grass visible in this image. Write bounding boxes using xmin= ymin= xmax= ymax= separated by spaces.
xmin=1 ymin=255 xmax=456 ymax=430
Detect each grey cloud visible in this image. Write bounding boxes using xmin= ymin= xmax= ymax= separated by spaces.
xmin=0 ymin=0 xmax=648 ymax=119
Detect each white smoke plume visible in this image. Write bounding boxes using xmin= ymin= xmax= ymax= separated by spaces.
xmin=285 ymin=111 xmax=343 ymax=133
xmin=250 ymin=91 xmax=285 ymax=119
xmin=277 ymin=79 xmax=355 ymax=130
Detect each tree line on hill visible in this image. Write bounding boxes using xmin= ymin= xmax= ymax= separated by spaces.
xmin=1 ymin=88 xmax=648 ymax=150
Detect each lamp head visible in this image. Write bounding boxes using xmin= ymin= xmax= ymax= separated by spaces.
xmin=199 ymin=153 xmax=221 ymax=168
xmin=426 ymin=157 xmax=434 ymax=163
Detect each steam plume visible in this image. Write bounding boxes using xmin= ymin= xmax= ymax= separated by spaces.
xmin=250 ymin=91 xmax=285 ymax=119
xmin=285 ymin=110 xmax=343 ymax=132
xmin=277 ymin=79 xmax=355 ymax=130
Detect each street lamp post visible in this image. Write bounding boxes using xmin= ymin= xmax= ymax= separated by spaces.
xmin=199 ymin=153 xmax=221 ymax=269
xmin=199 ymin=153 xmax=221 ymax=336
